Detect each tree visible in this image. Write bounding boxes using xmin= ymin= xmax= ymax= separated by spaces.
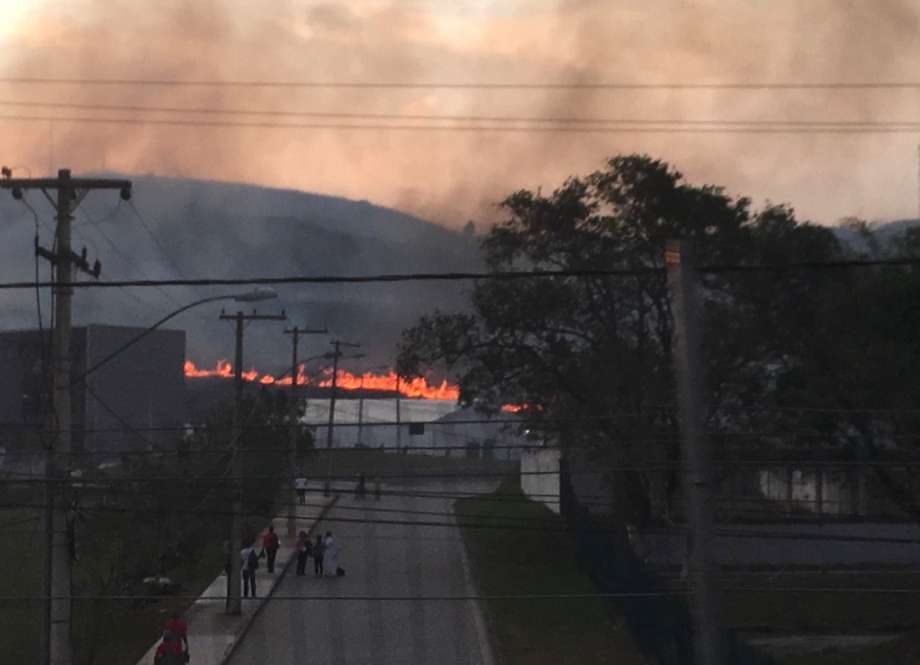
xmin=399 ymin=155 xmax=840 ymax=522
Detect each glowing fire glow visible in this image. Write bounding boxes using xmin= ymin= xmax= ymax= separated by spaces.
xmin=183 ymin=360 xmax=460 ymax=401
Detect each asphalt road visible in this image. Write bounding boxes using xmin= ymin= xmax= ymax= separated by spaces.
xmin=227 ymin=480 xmax=495 ymax=665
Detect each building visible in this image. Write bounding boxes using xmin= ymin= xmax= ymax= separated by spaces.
xmin=0 ymin=324 xmax=186 ymax=459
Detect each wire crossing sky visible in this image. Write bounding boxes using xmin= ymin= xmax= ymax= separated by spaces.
xmin=1 ymin=0 xmax=919 ymax=227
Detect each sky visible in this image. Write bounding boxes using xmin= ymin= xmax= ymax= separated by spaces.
xmin=1 ymin=0 xmax=919 ymax=228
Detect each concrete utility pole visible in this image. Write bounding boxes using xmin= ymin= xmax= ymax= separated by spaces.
xmin=323 ymin=340 xmax=362 ymax=496
xmin=283 ymin=325 xmax=326 ymax=537
xmin=665 ymin=239 xmax=722 ymax=665
xmin=395 ymin=372 xmax=403 ymax=453
xmin=219 ymin=308 xmax=286 ymax=615
xmin=1 ymin=168 xmax=131 ymax=665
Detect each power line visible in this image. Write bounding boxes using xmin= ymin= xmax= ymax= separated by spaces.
xmin=3 ymin=113 xmax=920 ymax=135
xmin=0 ymin=254 xmax=917 ymax=292
xmin=2 ymin=98 xmax=919 ymax=128
xmin=3 ymin=77 xmax=920 ymax=90
xmin=125 ymin=200 xmax=187 ymax=282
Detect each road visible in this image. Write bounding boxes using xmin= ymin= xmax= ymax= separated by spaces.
xmin=227 ymin=480 xmax=495 ymax=665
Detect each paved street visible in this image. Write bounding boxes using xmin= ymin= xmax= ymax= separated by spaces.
xmin=227 ymin=480 xmax=495 ymax=665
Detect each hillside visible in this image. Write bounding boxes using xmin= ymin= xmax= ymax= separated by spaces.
xmin=0 ymin=176 xmax=482 ymax=369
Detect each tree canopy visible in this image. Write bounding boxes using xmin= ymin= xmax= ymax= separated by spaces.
xmin=398 ymin=154 xmax=920 ymax=521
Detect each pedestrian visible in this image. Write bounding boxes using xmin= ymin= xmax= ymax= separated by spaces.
xmin=262 ymin=524 xmax=281 ymax=574
xmin=295 ymin=476 xmax=307 ymax=505
xmin=313 ymin=533 xmax=325 ymax=577
xmin=324 ymin=531 xmax=339 ymax=576
xmin=153 ymin=630 xmax=185 ymax=665
xmin=374 ymin=476 xmax=381 ymax=501
xmin=223 ymin=540 xmax=232 ymax=604
xmin=354 ymin=473 xmax=367 ymax=500
xmin=163 ymin=611 xmax=189 ymax=659
xmin=241 ymin=540 xmax=260 ymax=598
xmin=295 ymin=530 xmax=312 ymax=576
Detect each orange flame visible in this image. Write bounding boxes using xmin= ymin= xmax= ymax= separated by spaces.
xmin=183 ymin=360 xmax=460 ymax=400
xmin=316 ymin=369 xmax=460 ymax=401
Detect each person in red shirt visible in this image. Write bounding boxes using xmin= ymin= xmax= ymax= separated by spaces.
xmin=154 ymin=630 xmax=185 ymax=665
xmin=262 ymin=524 xmax=281 ymax=573
xmin=163 ymin=611 xmax=188 ymax=654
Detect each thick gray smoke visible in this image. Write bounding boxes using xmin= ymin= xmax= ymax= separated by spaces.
xmin=1 ymin=0 xmax=918 ymax=226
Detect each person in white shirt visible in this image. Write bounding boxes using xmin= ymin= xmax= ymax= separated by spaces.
xmin=295 ymin=476 xmax=307 ymax=505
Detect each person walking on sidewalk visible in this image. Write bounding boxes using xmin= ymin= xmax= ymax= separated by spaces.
xmin=313 ymin=533 xmax=326 ymax=578
xmin=153 ymin=631 xmax=185 ymax=665
xmin=262 ymin=524 xmax=281 ymax=574
xmin=295 ymin=530 xmax=312 ymax=576
xmin=163 ymin=611 xmax=189 ymax=659
xmin=295 ymin=476 xmax=307 ymax=505
xmin=241 ymin=540 xmax=261 ymax=598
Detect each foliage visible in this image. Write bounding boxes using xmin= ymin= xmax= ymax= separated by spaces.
xmin=69 ymin=385 xmax=303 ymax=664
xmin=399 ymin=154 xmax=844 ymax=522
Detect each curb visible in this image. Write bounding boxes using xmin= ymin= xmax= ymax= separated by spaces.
xmin=217 ymin=496 xmax=339 ymax=665
xmin=452 ymin=502 xmax=498 ymax=665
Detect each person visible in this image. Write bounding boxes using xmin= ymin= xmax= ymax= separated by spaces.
xmin=241 ymin=540 xmax=260 ymax=598
xmin=163 ymin=611 xmax=189 ymax=657
xmin=354 ymin=473 xmax=367 ymax=500
xmin=295 ymin=476 xmax=307 ymax=505
xmin=324 ymin=531 xmax=339 ymax=576
xmin=223 ymin=540 xmax=232 ymax=605
xmin=295 ymin=530 xmax=312 ymax=576
xmin=374 ymin=476 xmax=381 ymax=501
xmin=313 ymin=533 xmax=325 ymax=578
xmin=153 ymin=630 xmax=185 ymax=665
xmin=262 ymin=524 xmax=281 ymax=574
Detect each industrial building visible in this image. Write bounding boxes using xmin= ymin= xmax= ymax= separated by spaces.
xmin=0 ymin=324 xmax=186 ymax=458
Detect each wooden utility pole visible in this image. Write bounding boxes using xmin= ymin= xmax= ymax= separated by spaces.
xmin=323 ymin=340 xmax=362 ymax=496
xmin=283 ymin=325 xmax=326 ymax=537
xmin=1 ymin=168 xmax=130 ymax=665
xmin=665 ymin=239 xmax=722 ymax=665
xmin=219 ymin=309 xmax=286 ymax=615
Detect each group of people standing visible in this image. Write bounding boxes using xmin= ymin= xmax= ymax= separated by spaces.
xmin=235 ymin=524 xmax=283 ymax=598
xmin=295 ymin=530 xmax=341 ymax=578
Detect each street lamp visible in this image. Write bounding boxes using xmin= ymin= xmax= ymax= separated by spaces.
xmin=73 ymin=288 xmax=278 ymax=385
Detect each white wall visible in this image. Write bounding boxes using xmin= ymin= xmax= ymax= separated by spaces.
xmin=520 ymin=448 xmax=561 ymax=513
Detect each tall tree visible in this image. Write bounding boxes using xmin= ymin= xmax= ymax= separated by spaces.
xmin=399 ymin=155 xmax=840 ymax=522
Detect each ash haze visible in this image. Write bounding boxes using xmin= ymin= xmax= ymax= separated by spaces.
xmin=1 ymin=0 xmax=919 ymax=227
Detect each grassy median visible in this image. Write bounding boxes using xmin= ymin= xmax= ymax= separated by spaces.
xmin=455 ymin=478 xmax=648 ymax=665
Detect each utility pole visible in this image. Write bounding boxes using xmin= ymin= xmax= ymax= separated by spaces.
xmin=665 ymin=239 xmax=722 ymax=665
xmin=357 ymin=375 xmax=365 ymax=447
xmin=323 ymin=340 xmax=362 ymax=496
xmin=220 ymin=308 xmax=286 ymax=615
xmin=283 ymin=324 xmax=326 ymax=537
xmin=1 ymin=168 xmax=130 ymax=665
xmin=395 ymin=372 xmax=402 ymax=453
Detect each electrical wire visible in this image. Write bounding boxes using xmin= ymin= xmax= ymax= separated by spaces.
xmin=3 ymin=77 xmax=920 ymax=90
xmin=3 ymin=98 xmax=920 ymax=129
xmin=0 ymin=254 xmax=917 ymax=292
xmin=4 ymin=113 xmax=920 ymax=134
xmin=125 ymin=200 xmax=187 ymax=283
xmin=75 ymin=207 xmax=180 ymax=309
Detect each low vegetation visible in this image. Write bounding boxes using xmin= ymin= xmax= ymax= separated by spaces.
xmin=455 ymin=478 xmax=648 ymax=665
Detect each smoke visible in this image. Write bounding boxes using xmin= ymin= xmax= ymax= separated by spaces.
xmin=0 ymin=0 xmax=917 ymax=227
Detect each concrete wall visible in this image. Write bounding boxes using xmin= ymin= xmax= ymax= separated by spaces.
xmin=758 ymin=466 xmax=866 ymax=516
xmin=520 ymin=448 xmax=561 ymax=513
xmin=640 ymin=522 xmax=920 ymax=568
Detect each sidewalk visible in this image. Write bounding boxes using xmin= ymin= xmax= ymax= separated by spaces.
xmin=135 ymin=496 xmax=334 ymax=665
